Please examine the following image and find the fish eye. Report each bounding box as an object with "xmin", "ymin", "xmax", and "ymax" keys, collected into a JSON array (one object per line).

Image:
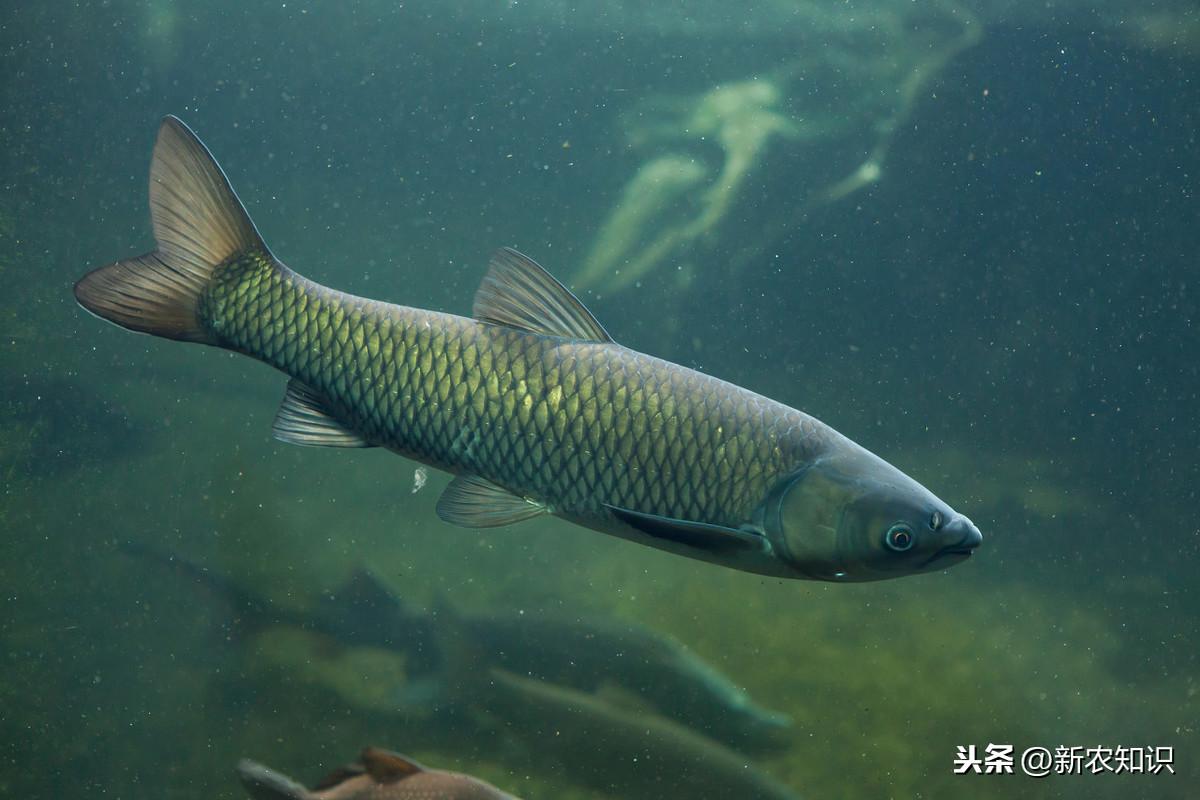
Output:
[
  {"xmin": 884, "ymin": 524, "xmax": 914, "ymax": 552},
  {"xmin": 929, "ymin": 511, "xmax": 943, "ymax": 531}
]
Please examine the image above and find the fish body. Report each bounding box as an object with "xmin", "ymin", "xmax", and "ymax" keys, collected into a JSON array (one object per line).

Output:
[
  {"xmin": 210, "ymin": 252, "xmax": 813, "ymax": 567},
  {"xmin": 238, "ymin": 748, "xmax": 518, "ymax": 800},
  {"xmin": 76, "ymin": 117, "xmax": 981, "ymax": 581},
  {"xmin": 199, "ymin": 244, "xmax": 823, "ymax": 579}
]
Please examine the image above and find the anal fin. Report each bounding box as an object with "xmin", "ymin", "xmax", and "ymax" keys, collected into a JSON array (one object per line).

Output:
[
  {"xmin": 272, "ymin": 379, "xmax": 373, "ymax": 448},
  {"xmin": 436, "ymin": 474, "xmax": 549, "ymax": 528}
]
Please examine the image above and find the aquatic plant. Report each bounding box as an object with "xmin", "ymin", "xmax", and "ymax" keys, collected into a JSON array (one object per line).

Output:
[
  {"xmin": 571, "ymin": 0, "xmax": 981, "ymax": 295},
  {"xmin": 575, "ymin": 79, "xmax": 799, "ymax": 293}
]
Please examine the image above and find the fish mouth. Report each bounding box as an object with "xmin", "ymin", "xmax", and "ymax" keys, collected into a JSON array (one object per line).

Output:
[
  {"xmin": 921, "ymin": 546, "xmax": 969, "ymax": 566},
  {"xmin": 922, "ymin": 541, "xmax": 979, "ymax": 567},
  {"xmin": 924, "ymin": 516, "xmax": 983, "ymax": 567},
  {"xmin": 939, "ymin": 547, "xmax": 975, "ymax": 559}
]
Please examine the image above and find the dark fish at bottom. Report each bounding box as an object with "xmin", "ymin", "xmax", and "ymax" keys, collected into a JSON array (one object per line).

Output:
[
  {"xmin": 238, "ymin": 748, "xmax": 519, "ymax": 800},
  {"xmin": 76, "ymin": 117, "xmax": 982, "ymax": 581}
]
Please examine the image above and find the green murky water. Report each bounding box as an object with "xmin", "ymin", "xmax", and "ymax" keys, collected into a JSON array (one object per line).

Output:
[{"xmin": 2, "ymin": 2, "xmax": 1197, "ymax": 798}]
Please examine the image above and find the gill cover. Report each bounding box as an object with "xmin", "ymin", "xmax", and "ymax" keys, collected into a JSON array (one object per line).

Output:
[{"xmin": 761, "ymin": 460, "xmax": 858, "ymax": 581}]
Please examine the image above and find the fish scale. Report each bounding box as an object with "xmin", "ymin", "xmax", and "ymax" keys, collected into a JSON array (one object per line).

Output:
[{"xmin": 201, "ymin": 251, "xmax": 817, "ymax": 529}]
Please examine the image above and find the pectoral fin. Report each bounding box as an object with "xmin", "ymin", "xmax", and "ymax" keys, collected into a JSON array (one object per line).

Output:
[
  {"xmin": 272, "ymin": 379, "xmax": 373, "ymax": 448},
  {"xmin": 436, "ymin": 474, "xmax": 549, "ymax": 528},
  {"xmin": 605, "ymin": 505, "xmax": 766, "ymax": 554}
]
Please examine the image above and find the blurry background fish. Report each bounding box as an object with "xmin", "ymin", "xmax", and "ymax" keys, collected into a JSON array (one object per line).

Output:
[{"xmin": 123, "ymin": 542, "xmax": 793, "ymax": 754}]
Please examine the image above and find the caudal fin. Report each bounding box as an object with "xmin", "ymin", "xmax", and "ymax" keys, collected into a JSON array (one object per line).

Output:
[
  {"xmin": 74, "ymin": 116, "xmax": 268, "ymax": 343},
  {"xmin": 236, "ymin": 760, "xmax": 310, "ymax": 800}
]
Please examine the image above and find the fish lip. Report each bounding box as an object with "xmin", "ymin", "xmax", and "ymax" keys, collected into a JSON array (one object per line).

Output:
[{"xmin": 922, "ymin": 542, "xmax": 977, "ymax": 567}]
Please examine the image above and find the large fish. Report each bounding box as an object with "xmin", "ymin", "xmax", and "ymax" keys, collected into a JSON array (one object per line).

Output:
[
  {"xmin": 238, "ymin": 748, "xmax": 519, "ymax": 800},
  {"xmin": 76, "ymin": 117, "xmax": 982, "ymax": 582}
]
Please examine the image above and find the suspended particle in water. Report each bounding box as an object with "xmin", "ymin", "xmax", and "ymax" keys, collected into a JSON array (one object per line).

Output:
[{"xmin": 412, "ymin": 467, "xmax": 428, "ymax": 494}]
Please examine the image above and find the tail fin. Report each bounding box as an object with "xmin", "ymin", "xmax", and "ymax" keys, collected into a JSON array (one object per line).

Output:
[
  {"xmin": 236, "ymin": 760, "xmax": 310, "ymax": 800},
  {"xmin": 74, "ymin": 116, "xmax": 268, "ymax": 343}
]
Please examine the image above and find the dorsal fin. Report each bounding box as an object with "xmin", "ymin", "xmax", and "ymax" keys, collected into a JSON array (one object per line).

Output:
[
  {"xmin": 473, "ymin": 247, "xmax": 614, "ymax": 343},
  {"xmin": 360, "ymin": 748, "xmax": 424, "ymax": 783}
]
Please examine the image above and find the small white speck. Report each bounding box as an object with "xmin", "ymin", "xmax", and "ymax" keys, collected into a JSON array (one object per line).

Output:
[{"xmin": 412, "ymin": 467, "xmax": 428, "ymax": 494}]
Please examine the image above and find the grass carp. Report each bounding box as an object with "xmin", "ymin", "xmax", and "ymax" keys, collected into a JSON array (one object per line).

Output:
[{"xmin": 76, "ymin": 117, "xmax": 982, "ymax": 581}]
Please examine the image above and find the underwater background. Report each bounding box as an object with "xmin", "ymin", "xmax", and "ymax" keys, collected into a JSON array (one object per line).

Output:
[{"xmin": 1, "ymin": 1, "xmax": 1197, "ymax": 798}]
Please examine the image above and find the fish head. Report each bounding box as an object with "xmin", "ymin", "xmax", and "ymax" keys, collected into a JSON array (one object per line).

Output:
[{"xmin": 761, "ymin": 443, "xmax": 982, "ymax": 582}]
